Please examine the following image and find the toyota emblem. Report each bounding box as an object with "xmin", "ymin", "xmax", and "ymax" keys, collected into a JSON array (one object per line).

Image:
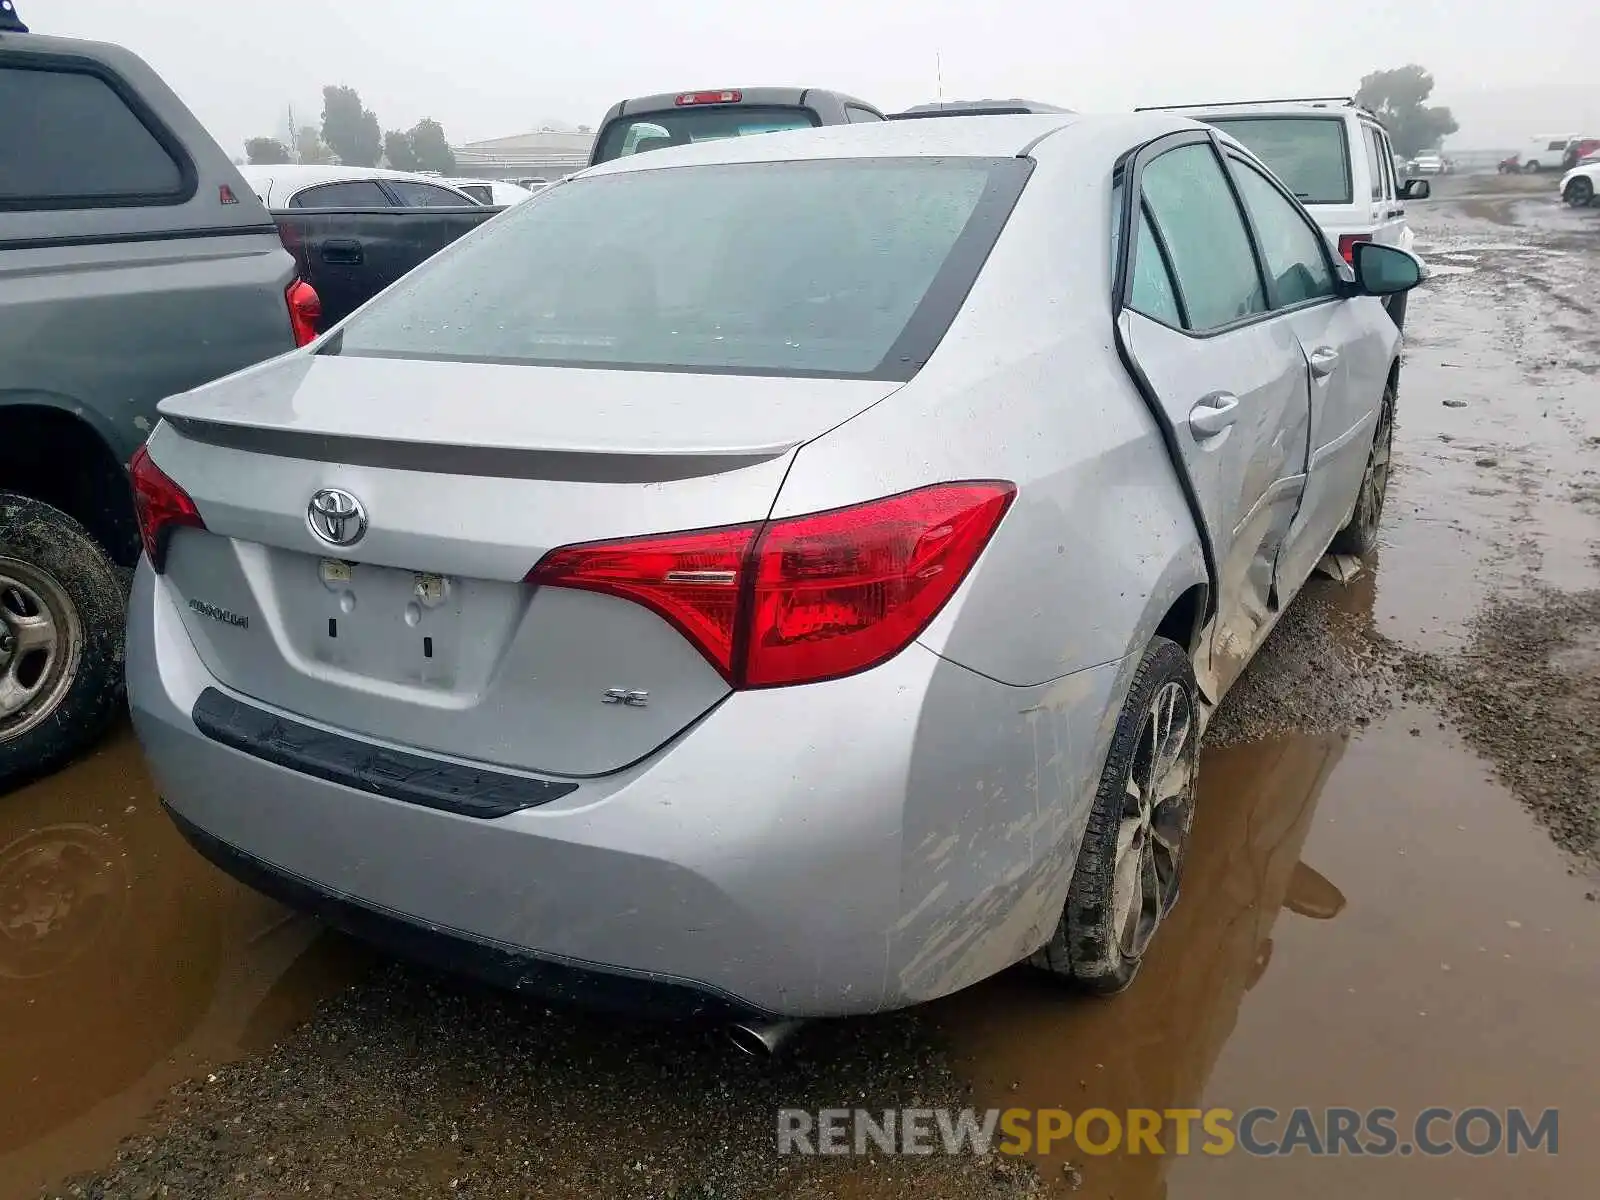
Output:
[{"xmin": 307, "ymin": 488, "xmax": 368, "ymax": 547}]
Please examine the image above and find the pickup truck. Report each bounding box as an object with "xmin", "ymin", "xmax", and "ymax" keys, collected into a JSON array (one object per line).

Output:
[{"xmin": 0, "ymin": 8, "xmax": 492, "ymax": 785}]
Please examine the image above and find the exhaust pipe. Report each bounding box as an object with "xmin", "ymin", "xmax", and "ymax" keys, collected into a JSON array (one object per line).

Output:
[{"xmin": 727, "ymin": 1018, "xmax": 806, "ymax": 1058}]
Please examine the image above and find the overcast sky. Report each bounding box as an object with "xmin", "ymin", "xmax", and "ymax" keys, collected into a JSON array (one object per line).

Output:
[{"xmin": 33, "ymin": 0, "xmax": 1600, "ymax": 152}]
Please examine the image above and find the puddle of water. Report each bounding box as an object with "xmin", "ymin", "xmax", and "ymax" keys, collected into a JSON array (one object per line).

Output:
[
  {"xmin": 931, "ymin": 711, "xmax": 1600, "ymax": 1200},
  {"xmin": 0, "ymin": 726, "xmax": 370, "ymax": 1199}
]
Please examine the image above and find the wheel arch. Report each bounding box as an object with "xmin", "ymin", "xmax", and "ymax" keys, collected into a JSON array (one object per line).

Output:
[{"xmin": 0, "ymin": 396, "xmax": 139, "ymax": 566}]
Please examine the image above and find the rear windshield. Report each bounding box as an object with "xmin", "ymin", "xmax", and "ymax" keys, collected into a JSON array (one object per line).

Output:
[
  {"xmin": 1205, "ymin": 117, "xmax": 1353, "ymax": 205},
  {"xmin": 326, "ymin": 158, "xmax": 1028, "ymax": 380},
  {"xmin": 592, "ymin": 105, "xmax": 819, "ymax": 164}
]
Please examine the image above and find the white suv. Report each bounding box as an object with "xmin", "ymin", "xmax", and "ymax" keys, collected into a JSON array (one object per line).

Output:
[{"xmin": 1140, "ymin": 97, "xmax": 1430, "ymax": 330}]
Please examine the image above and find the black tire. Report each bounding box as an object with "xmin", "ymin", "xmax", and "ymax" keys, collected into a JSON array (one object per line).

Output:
[
  {"xmin": 0, "ymin": 494, "xmax": 127, "ymax": 790},
  {"xmin": 1565, "ymin": 177, "xmax": 1594, "ymax": 207},
  {"xmin": 1383, "ymin": 289, "xmax": 1409, "ymax": 333},
  {"xmin": 1523, "ymin": 159, "xmax": 1541, "ymax": 174},
  {"xmin": 1330, "ymin": 383, "xmax": 1396, "ymax": 558},
  {"xmin": 1032, "ymin": 636, "xmax": 1200, "ymax": 994}
]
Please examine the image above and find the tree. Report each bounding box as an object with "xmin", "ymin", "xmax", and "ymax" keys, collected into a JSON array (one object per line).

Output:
[
  {"xmin": 294, "ymin": 125, "xmax": 333, "ymax": 165},
  {"xmin": 1355, "ymin": 65, "xmax": 1459, "ymax": 158},
  {"xmin": 321, "ymin": 85, "xmax": 382, "ymax": 167},
  {"xmin": 383, "ymin": 129, "xmax": 419, "ymax": 171},
  {"xmin": 244, "ymin": 136, "xmax": 291, "ymax": 165},
  {"xmin": 408, "ymin": 118, "xmax": 456, "ymax": 174}
]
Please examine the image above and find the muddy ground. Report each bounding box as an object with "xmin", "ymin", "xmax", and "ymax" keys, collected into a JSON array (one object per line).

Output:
[{"xmin": 4, "ymin": 172, "xmax": 1598, "ymax": 1200}]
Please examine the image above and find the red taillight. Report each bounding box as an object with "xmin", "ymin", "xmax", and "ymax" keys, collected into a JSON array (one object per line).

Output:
[
  {"xmin": 676, "ymin": 90, "xmax": 742, "ymax": 106},
  {"xmin": 1337, "ymin": 234, "xmax": 1372, "ymax": 266},
  {"xmin": 285, "ymin": 279, "xmax": 321, "ymax": 347},
  {"xmin": 129, "ymin": 445, "xmax": 205, "ymax": 573},
  {"xmin": 525, "ymin": 482, "xmax": 1016, "ymax": 688}
]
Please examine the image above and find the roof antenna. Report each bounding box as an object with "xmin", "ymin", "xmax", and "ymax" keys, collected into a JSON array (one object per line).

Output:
[
  {"xmin": 936, "ymin": 50, "xmax": 944, "ymax": 106},
  {"xmin": 0, "ymin": 0, "xmax": 29, "ymax": 33}
]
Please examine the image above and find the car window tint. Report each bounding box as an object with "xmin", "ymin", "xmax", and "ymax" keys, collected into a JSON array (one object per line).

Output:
[
  {"xmin": 289, "ymin": 180, "xmax": 392, "ymax": 208},
  {"xmin": 1363, "ymin": 127, "xmax": 1386, "ymax": 200},
  {"xmin": 331, "ymin": 157, "xmax": 1021, "ymax": 378},
  {"xmin": 1205, "ymin": 117, "xmax": 1353, "ymax": 205},
  {"xmin": 846, "ymin": 106, "xmax": 884, "ymax": 123},
  {"xmin": 387, "ymin": 180, "xmax": 470, "ymax": 207},
  {"xmin": 1129, "ymin": 207, "xmax": 1183, "ymax": 326},
  {"xmin": 0, "ymin": 65, "xmax": 185, "ymax": 205},
  {"xmin": 1378, "ymin": 130, "xmax": 1399, "ymax": 198},
  {"xmin": 1228, "ymin": 159, "xmax": 1336, "ymax": 308},
  {"xmin": 457, "ymin": 184, "xmax": 493, "ymax": 204},
  {"xmin": 1141, "ymin": 143, "xmax": 1267, "ymax": 331}
]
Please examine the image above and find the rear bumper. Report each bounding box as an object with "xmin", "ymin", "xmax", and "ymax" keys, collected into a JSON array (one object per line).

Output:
[
  {"xmin": 128, "ymin": 562, "xmax": 1131, "ymax": 1017},
  {"xmin": 163, "ymin": 800, "xmax": 765, "ymax": 1020}
]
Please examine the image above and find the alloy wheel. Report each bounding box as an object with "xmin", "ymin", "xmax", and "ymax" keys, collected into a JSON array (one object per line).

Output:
[{"xmin": 1110, "ymin": 679, "xmax": 1196, "ymax": 959}]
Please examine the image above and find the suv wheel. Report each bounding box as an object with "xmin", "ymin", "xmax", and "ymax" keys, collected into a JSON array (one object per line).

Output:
[
  {"xmin": 1031, "ymin": 636, "xmax": 1199, "ymax": 994},
  {"xmin": 0, "ymin": 494, "xmax": 127, "ymax": 789},
  {"xmin": 1565, "ymin": 177, "xmax": 1594, "ymax": 207}
]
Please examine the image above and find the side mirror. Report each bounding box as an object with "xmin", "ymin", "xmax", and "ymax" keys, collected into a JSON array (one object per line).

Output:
[
  {"xmin": 1399, "ymin": 178, "xmax": 1431, "ymax": 201},
  {"xmin": 1351, "ymin": 242, "xmax": 1424, "ymax": 296}
]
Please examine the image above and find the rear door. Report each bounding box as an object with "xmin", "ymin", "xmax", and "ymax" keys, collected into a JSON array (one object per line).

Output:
[
  {"xmin": 1361, "ymin": 121, "xmax": 1409, "ymax": 249},
  {"xmin": 1117, "ymin": 134, "xmax": 1313, "ymax": 695}
]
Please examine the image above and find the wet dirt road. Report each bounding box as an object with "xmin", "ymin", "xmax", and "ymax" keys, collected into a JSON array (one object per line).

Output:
[{"xmin": 5, "ymin": 173, "xmax": 1598, "ymax": 1199}]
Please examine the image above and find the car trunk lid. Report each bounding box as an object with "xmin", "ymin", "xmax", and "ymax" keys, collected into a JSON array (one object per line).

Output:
[{"xmin": 151, "ymin": 353, "xmax": 900, "ymax": 777}]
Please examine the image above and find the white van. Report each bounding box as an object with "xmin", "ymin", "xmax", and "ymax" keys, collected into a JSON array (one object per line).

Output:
[
  {"xmin": 1522, "ymin": 134, "xmax": 1579, "ymax": 173},
  {"xmin": 1141, "ymin": 97, "xmax": 1431, "ymax": 330}
]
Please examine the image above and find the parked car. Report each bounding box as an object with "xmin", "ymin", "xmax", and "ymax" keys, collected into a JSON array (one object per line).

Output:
[
  {"xmin": 588, "ymin": 87, "xmax": 885, "ymax": 165},
  {"xmin": 1522, "ymin": 134, "xmax": 1579, "ymax": 173},
  {"xmin": 1141, "ymin": 97, "xmax": 1430, "ymax": 330},
  {"xmin": 127, "ymin": 114, "xmax": 1421, "ymax": 1029},
  {"xmin": 889, "ymin": 99, "xmax": 1072, "ymax": 119},
  {"xmin": 436, "ymin": 177, "xmax": 537, "ymax": 206},
  {"xmin": 1562, "ymin": 138, "xmax": 1600, "ymax": 171},
  {"xmin": 1560, "ymin": 161, "xmax": 1598, "ymax": 206},
  {"xmin": 237, "ymin": 165, "xmax": 479, "ymax": 209},
  {"xmin": 0, "ymin": 10, "xmax": 316, "ymax": 786},
  {"xmin": 1411, "ymin": 152, "xmax": 1444, "ymax": 174}
]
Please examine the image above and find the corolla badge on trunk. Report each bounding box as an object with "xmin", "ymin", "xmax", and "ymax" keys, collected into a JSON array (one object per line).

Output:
[{"xmin": 307, "ymin": 488, "xmax": 368, "ymax": 547}]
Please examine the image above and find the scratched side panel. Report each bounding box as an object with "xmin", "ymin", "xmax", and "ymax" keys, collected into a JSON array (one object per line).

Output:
[{"xmin": 886, "ymin": 650, "xmax": 1138, "ymax": 1006}]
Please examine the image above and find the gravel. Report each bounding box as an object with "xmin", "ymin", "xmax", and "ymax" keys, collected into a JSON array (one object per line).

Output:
[
  {"xmin": 1207, "ymin": 579, "xmax": 1406, "ymax": 747},
  {"xmin": 1399, "ymin": 588, "xmax": 1600, "ymax": 865},
  {"xmin": 44, "ymin": 967, "xmax": 1041, "ymax": 1200}
]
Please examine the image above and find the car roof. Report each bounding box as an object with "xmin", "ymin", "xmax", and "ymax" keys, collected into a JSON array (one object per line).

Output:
[
  {"xmin": 236, "ymin": 164, "xmax": 477, "ymax": 200},
  {"xmin": 893, "ymin": 99, "xmax": 1074, "ymax": 118},
  {"xmin": 1145, "ymin": 100, "xmax": 1378, "ymax": 123},
  {"xmin": 577, "ymin": 111, "xmax": 1195, "ymax": 178}
]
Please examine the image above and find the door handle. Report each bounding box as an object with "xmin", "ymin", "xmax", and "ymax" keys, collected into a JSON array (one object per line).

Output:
[
  {"xmin": 1188, "ymin": 392, "xmax": 1239, "ymax": 439},
  {"xmin": 1309, "ymin": 346, "xmax": 1340, "ymax": 377},
  {"xmin": 320, "ymin": 238, "xmax": 364, "ymax": 265}
]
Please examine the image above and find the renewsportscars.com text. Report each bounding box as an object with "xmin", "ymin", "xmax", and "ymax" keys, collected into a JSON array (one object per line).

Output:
[{"xmin": 776, "ymin": 1106, "xmax": 1559, "ymax": 1158}]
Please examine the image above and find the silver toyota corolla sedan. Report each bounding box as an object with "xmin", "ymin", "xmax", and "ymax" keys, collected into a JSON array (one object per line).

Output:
[{"xmin": 126, "ymin": 113, "xmax": 1421, "ymax": 1025}]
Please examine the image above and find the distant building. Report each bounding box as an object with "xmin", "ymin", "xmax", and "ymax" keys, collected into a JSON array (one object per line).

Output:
[{"xmin": 452, "ymin": 128, "xmax": 594, "ymax": 181}]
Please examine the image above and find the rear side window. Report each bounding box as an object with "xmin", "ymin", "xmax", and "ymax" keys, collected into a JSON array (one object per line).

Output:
[
  {"xmin": 0, "ymin": 62, "xmax": 188, "ymax": 208},
  {"xmin": 846, "ymin": 106, "xmax": 884, "ymax": 123},
  {"xmin": 1362, "ymin": 126, "xmax": 1386, "ymax": 200},
  {"xmin": 1128, "ymin": 208, "xmax": 1183, "ymax": 326},
  {"xmin": 1141, "ymin": 143, "xmax": 1267, "ymax": 331},
  {"xmin": 289, "ymin": 180, "xmax": 391, "ymax": 208},
  {"xmin": 386, "ymin": 179, "xmax": 472, "ymax": 207},
  {"xmin": 456, "ymin": 184, "xmax": 494, "ymax": 204},
  {"xmin": 592, "ymin": 106, "xmax": 820, "ymax": 163},
  {"xmin": 329, "ymin": 157, "xmax": 1029, "ymax": 380},
  {"xmin": 1205, "ymin": 116, "xmax": 1353, "ymax": 205}
]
